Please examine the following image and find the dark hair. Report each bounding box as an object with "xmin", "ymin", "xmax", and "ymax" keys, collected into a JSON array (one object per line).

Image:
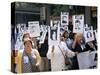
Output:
[
  {"xmin": 24, "ymin": 40, "xmax": 32, "ymax": 46},
  {"xmin": 62, "ymin": 31, "xmax": 68, "ymax": 38},
  {"xmin": 75, "ymin": 20, "xmax": 81, "ymax": 24},
  {"xmin": 69, "ymin": 32, "xmax": 75, "ymax": 39}
]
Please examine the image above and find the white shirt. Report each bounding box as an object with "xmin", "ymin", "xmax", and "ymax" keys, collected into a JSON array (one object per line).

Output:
[{"xmin": 59, "ymin": 41, "xmax": 75, "ymax": 58}]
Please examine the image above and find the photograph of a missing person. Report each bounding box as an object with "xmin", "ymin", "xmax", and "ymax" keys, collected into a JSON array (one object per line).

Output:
[
  {"xmin": 84, "ymin": 26, "xmax": 95, "ymax": 43},
  {"xmin": 73, "ymin": 15, "xmax": 84, "ymax": 33},
  {"xmin": 11, "ymin": 2, "xmax": 97, "ymax": 74},
  {"xmin": 50, "ymin": 20, "xmax": 59, "ymax": 41},
  {"xmin": 61, "ymin": 12, "xmax": 69, "ymax": 26}
]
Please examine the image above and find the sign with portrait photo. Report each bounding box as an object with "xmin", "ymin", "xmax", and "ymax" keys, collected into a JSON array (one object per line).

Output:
[
  {"xmin": 73, "ymin": 15, "xmax": 84, "ymax": 33},
  {"xmin": 15, "ymin": 23, "xmax": 27, "ymax": 50},
  {"xmin": 39, "ymin": 25, "xmax": 48, "ymax": 44},
  {"xmin": 17, "ymin": 23, "xmax": 27, "ymax": 34},
  {"xmin": 28, "ymin": 21, "xmax": 40, "ymax": 37},
  {"xmin": 48, "ymin": 20, "xmax": 60, "ymax": 46},
  {"xmin": 84, "ymin": 26, "xmax": 94, "ymax": 43},
  {"xmin": 61, "ymin": 12, "xmax": 69, "ymax": 26}
]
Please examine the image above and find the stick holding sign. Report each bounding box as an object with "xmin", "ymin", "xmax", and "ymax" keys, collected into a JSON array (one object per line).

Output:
[
  {"xmin": 77, "ymin": 51, "xmax": 90, "ymax": 69},
  {"xmin": 94, "ymin": 30, "xmax": 97, "ymax": 41}
]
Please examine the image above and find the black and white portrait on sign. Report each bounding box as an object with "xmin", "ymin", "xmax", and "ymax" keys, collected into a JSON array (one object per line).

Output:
[
  {"xmin": 28, "ymin": 21, "xmax": 40, "ymax": 37},
  {"xmin": 87, "ymin": 32, "xmax": 92, "ymax": 38},
  {"xmin": 17, "ymin": 24, "xmax": 26, "ymax": 34},
  {"xmin": 61, "ymin": 12, "xmax": 69, "ymax": 26},
  {"xmin": 39, "ymin": 25, "xmax": 48, "ymax": 44},
  {"xmin": 73, "ymin": 15, "xmax": 84, "ymax": 33},
  {"xmin": 50, "ymin": 28, "xmax": 57, "ymax": 41},
  {"xmin": 84, "ymin": 26, "xmax": 94, "ymax": 43},
  {"xmin": 75, "ymin": 20, "xmax": 81, "ymax": 30},
  {"xmin": 48, "ymin": 20, "xmax": 60, "ymax": 46}
]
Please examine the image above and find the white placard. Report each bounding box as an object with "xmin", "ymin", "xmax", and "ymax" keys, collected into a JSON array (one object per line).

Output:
[
  {"xmin": 39, "ymin": 31, "xmax": 47, "ymax": 44},
  {"xmin": 73, "ymin": 15, "xmax": 84, "ymax": 33},
  {"xmin": 39, "ymin": 25, "xmax": 48, "ymax": 44},
  {"xmin": 77, "ymin": 51, "xmax": 97, "ymax": 69},
  {"xmin": 48, "ymin": 20, "xmax": 60, "ymax": 46},
  {"xmin": 15, "ymin": 33, "xmax": 24, "ymax": 50},
  {"xmin": 84, "ymin": 26, "xmax": 94, "ymax": 43},
  {"xmin": 61, "ymin": 12, "xmax": 69, "ymax": 26},
  {"xmin": 28, "ymin": 21, "xmax": 40, "ymax": 37},
  {"xmin": 15, "ymin": 24, "xmax": 27, "ymax": 50},
  {"xmin": 77, "ymin": 51, "xmax": 90, "ymax": 69},
  {"xmin": 89, "ymin": 51, "xmax": 97, "ymax": 67},
  {"xmin": 17, "ymin": 24, "xmax": 27, "ymax": 34}
]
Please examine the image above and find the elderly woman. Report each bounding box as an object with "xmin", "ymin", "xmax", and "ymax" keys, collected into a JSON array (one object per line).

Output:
[
  {"xmin": 16, "ymin": 38, "xmax": 41, "ymax": 73},
  {"xmin": 47, "ymin": 35, "xmax": 77, "ymax": 71}
]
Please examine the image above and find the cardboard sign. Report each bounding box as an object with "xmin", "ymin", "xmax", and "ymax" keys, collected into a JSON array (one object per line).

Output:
[
  {"xmin": 77, "ymin": 51, "xmax": 90, "ymax": 69},
  {"xmin": 84, "ymin": 26, "xmax": 94, "ymax": 43},
  {"xmin": 15, "ymin": 33, "xmax": 24, "ymax": 50},
  {"xmin": 77, "ymin": 51, "xmax": 97, "ymax": 69},
  {"xmin": 39, "ymin": 31, "xmax": 47, "ymax": 44},
  {"xmin": 17, "ymin": 24, "xmax": 27, "ymax": 34},
  {"xmin": 28, "ymin": 21, "xmax": 40, "ymax": 37},
  {"xmin": 39, "ymin": 25, "xmax": 48, "ymax": 44},
  {"xmin": 61, "ymin": 12, "xmax": 69, "ymax": 26},
  {"xmin": 73, "ymin": 15, "xmax": 84, "ymax": 33},
  {"xmin": 48, "ymin": 20, "xmax": 60, "ymax": 46},
  {"xmin": 15, "ymin": 24, "xmax": 27, "ymax": 50}
]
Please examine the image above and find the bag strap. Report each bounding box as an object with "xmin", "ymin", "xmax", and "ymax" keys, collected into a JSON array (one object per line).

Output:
[{"xmin": 58, "ymin": 45, "xmax": 66, "ymax": 59}]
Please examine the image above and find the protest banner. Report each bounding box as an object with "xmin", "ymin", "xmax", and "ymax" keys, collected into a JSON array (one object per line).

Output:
[
  {"xmin": 73, "ymin": 15, "xmax": 84, "ymax": 33},
  {"xmin": 77, "ymin": 51, "xmax": 91, "ymax": 69},
  {"xmin": 17, "ymin": 24, "xmax": 26, "ymax": 34},
  {"xmin": 84, "ymin": 26, "xmax": 94, "ymax": 43},
  {"xmin": 61, "ymin": 12, "xmax": 69, "ymax": 26},
  {"xmin": 48, "ymin": 20, "xmax": 60, "ymax": 46},
  {"xmin": 28, "ymin": 21, "xmax": 40, "ymax": 37},
  {"xmin": 39, "ymin": 25, "xmax": 48, "ymax": 44},
  {"xmin": 77, "ymin": 51, "xmax": 97, "ymax": 69}
]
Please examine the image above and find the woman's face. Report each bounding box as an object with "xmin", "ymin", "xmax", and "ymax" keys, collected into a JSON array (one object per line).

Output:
[
  {"xmin": 24, "ymin": 41, "xmax": 32, "ymax": 54},
  {"xmin": 60, "ymin": 36, "xmax": 65, "ymax": 41},
  {"xmin": 64, "ymin": 32, "xmax": 68, "ymax": 38}
]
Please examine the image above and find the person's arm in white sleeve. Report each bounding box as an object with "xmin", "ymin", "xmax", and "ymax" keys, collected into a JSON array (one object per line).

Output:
[{"xmin": 62, "ymin": 42, "xmax": 75, "ymax": 57}]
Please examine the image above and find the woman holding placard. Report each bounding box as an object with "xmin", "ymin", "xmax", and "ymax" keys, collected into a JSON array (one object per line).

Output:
[{"xmin": 72, "ymin": 33, "xmax": 83, "ymax": 69}]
